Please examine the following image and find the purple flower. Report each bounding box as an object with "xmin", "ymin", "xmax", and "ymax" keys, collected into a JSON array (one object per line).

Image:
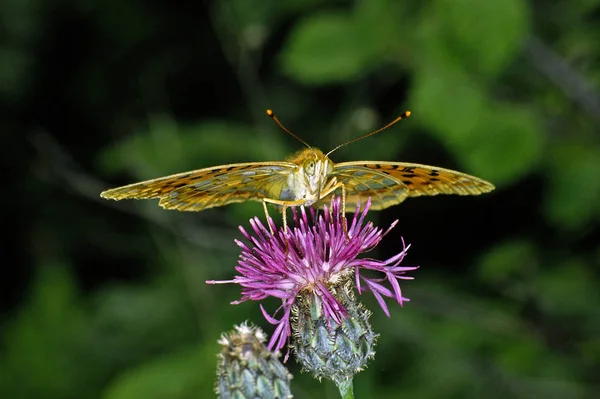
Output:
[{"xmin": 206, "ymin": 197, "xmax": 418, "ymax": 355}]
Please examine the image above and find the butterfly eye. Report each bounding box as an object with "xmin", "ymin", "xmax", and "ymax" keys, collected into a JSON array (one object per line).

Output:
[{"xmin": 305, "ymin": 160, "xmax": 316, "ymax": 176}]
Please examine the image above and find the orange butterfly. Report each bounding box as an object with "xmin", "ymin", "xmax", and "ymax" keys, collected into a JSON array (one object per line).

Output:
[{"xmin": 101, "ymin": 110, "xmax": 494, "ymax": 227}]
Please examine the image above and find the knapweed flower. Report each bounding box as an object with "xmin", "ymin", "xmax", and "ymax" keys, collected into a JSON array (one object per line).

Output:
[
  {"xmin": 207, "ymin": 198, "xmax": 417, "ymax": 386},
  {"xmin": 215, "ymin": 322, "xmax": 293, "ymax": 399}
]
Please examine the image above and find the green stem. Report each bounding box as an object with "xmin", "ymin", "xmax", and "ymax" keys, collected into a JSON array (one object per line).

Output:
[{"xmin": 337, "ymin": 378, "xmax": 354, "ymax": 399}]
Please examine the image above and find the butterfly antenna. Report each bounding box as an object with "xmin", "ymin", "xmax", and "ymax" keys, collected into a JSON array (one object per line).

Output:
[
  {"xmin": 266, "ymin": 109, "xmax": 312, "ymax": 150},
  {"xmin": 326, "ymin": 110, "xmax": 411, "ymax": 157}
]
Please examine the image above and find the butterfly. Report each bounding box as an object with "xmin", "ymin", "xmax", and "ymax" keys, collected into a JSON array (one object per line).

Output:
[{"xmin": 100, "ymin": 110, "xmax": 495, "ymax": 228}]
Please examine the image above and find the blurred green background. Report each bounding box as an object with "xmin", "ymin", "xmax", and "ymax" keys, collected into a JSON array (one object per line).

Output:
[{"xmin": 2, "ymin": 0, "xmax": 600, "ymax": 398}]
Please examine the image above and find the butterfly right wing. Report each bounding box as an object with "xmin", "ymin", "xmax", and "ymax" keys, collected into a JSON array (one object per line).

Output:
[
  {"xmin": 320, "ymin": 165, "xmax": 410, "ymax": 211},
  {"xmin": 322, "ymin": 161, "xmax": 494, "ymax": 211},
  {"xmin": 100, "ymin": 162, "xmax": 297, "ymax": 211},
  {"xmin": 337, "ymin": 161, "xmax": 495, "ymax": 198}
]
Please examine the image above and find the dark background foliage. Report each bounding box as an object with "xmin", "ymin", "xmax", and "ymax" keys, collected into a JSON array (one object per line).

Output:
[{"xmin": 2, "ymin": 0, "xmax": 599, "ymax": 398}]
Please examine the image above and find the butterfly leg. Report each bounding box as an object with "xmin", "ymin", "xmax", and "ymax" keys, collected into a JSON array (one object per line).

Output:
[
  {"xmin": 262, "ymin": 197, "xmax": 306, "ymax": 232},
  {"xmin": 281, "ymin": 204, "xmax": 288, "ymax": 232},
  {"xmin": 317, "ymin": 180, "xmax": 349, "ymax": 236},
  {"xmin": 262, "ymin": 197, "xmax": 306, "ymax": 256},
  {"xmin": 340, "ymin": 183, "xmax": 348, "ymax": 235},
  {"xmin": 262, "ymin": 200, "xmax": 276, "ymax": 235}
]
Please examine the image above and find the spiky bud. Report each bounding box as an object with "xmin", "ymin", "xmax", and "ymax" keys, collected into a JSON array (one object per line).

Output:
[
  {"xmin": 216, "ymin": 323, "xmax": 293, "ymax": 399},
  {"xmin": 291, "ymin": 276, "xmax": 378, "ymax": 386}
]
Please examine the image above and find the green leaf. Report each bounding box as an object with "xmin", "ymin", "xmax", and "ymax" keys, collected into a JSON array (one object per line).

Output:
[
  {"xmin": 101, "ymin": 115, "xmax": 184, "ymax": 177},
  {"xmin": 413, "ymin": 11, "xmax": 541, "ymax": 184},
  {"xmin": 102, "ymin": 345, "xmax": 215, "ymax": 399},
  {"xmin": 99, "ymin": 117, "xmax": 290, "ymax": 179},
  {"xmin": 279, "ymin": 11, "xmax": 374, "ymax": 84},
  {"xmin": 452, "ymin": 105, "xmax": 543, "ymax": 185},
  {"xmin": 0, "ymin": 263, "xmax": 91, "ymax": 399},
  {"xmin": 410, "ymin": 62, "xmax": 544, "ymax": 185},
  {"xmin": 544, "ymin": 141, "xmax": 600, "ymax": 230},
  {"xmin": 435, "ymin": 0, "xmax": 529, "ymax": 75},
  {"xmin": 353, "ymin": 0, "xmax": 406, "ymax": 57},
  {"xmin": 411, "ymin": 64, "xmax": 487, "ymax": 141}
]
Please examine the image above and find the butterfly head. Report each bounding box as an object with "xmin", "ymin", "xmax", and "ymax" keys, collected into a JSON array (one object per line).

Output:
[
  {"xmin": 285, "ymin": 148, "xmax": 334, "ymax": 205},
  {"xmin": 303, "ymin": 149, "xmax": 333, "ymax": 187}
]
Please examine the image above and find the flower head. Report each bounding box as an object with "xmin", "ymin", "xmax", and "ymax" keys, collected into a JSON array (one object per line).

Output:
[{"xmin": 207, "ymin": 197, "xmax": 418, "ymax": 357}]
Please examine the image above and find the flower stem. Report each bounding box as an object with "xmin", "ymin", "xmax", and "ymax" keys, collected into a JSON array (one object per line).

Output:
[{"xmin": 337, "ymin": 378, "xmax": 355, "ymax": 399}]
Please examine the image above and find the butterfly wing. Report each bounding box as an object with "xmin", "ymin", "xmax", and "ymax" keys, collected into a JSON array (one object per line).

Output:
[
  {"xmin": 323, "ymin": 161, "xmax": 495, "ymax": 211},
  {"xmin": 101, "ymin": 162, "xmax": 296, "ymax": 211},
  {"xmin": 320, "ymin": 166, "xmax": 410, "ymax": 210}
]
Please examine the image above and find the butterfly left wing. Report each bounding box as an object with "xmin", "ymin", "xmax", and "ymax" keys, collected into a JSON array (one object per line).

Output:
[
  {"xmin": 101, "ymin": 162, "xmax": 296, "ymax": 212},
  {"xmin": 159, "ymin": 163, "xmax": 296, "ymax": 211},
  {"xmin": 322, "ymin": 161, "xmax": 495, "ymax": 211}
]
